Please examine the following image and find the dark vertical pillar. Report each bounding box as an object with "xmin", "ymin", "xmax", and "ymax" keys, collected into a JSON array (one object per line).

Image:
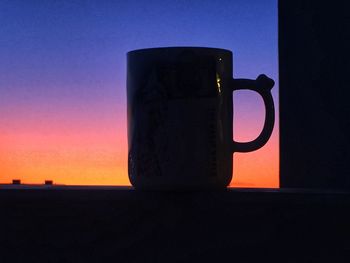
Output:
[{"xmin": 279, "ymin": 0, "xmax": 350, "ymax": 189}]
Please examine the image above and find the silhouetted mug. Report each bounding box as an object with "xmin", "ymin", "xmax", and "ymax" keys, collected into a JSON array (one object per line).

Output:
[{"xmin": 127, "ymin": 47, "xmax": 275, "ymax": 190}]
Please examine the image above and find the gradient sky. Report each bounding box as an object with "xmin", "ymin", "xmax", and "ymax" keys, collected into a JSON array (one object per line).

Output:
[{"xmin": 0, "ymin": 0, "xmax": 278, "ymax": 187}]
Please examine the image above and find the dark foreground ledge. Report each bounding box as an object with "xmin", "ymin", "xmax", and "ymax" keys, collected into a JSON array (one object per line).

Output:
[{"xmin": 1, "ymin": 186, "xmax": 350, "ymax": 262}]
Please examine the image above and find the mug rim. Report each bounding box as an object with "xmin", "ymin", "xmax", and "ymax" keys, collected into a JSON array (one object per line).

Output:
[{"xmin": 127, "ymin": 46, "xmax": 232, "ymax": 55}]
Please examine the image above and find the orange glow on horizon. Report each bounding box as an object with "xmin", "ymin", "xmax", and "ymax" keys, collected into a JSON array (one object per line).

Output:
[
  {"xmin": 0, "ymin": 120, "xmax": 279, "ymax": 188},
  {"xmin": 0, "ymin": 92, "xmax": 279, "ymax": 188}
]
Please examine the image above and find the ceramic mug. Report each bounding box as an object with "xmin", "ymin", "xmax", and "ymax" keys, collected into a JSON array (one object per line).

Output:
[{"xmin": 127, "ymin": 47, "xmax": 275, "ymax": 190}]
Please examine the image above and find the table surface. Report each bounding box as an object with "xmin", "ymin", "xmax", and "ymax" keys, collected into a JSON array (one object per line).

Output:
[{"xmin": 1, "ymin": 185, "xmax": 350, "ymax": 262}]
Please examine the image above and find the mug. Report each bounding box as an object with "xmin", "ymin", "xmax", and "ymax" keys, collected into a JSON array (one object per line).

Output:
[{"xmin": 127, "ymin": 47, "xmax": 275, "ymax": 190}]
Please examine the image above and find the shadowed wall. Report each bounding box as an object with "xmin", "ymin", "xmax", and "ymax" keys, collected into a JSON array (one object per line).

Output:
[{"xmin": 279, "ymin": 0, "xmax": 350, "ymax": 188}]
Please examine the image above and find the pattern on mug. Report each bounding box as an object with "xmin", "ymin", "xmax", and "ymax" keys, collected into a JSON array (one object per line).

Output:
[{"xmin": 129, "ymin": 54, "xmax": 219, "ymax": 178}]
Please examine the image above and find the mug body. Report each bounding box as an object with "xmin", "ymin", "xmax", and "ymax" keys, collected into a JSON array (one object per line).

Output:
[{"xmin": 127, "ymin": 47, "xmax": 233, "ymax": 189}]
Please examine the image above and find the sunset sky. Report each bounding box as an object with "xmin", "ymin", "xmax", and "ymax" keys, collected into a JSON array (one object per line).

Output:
[{"xmin": 0, "ymin": 0, "xmax": 278, "ymax": 187}]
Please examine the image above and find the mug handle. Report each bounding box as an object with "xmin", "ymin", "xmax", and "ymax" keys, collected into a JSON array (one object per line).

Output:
[{"xmin": 231, "ymin": 74, "xmax": 275, "ymax": 153}]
